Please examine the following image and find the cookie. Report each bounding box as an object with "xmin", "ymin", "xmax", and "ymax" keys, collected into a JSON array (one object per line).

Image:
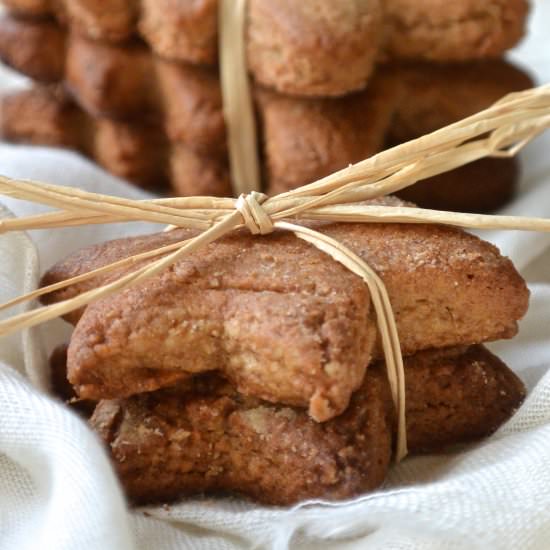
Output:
[
  {"xmin": 259, "ymin": 71, "xmax": 401, "ymax": 193},
  {"xmin": 0, "ymin": 26, "xmax": 397, "ymax": 196},
  {"xmin": 41, "ymin": 208, "xmax": 529, "ymax": 419},
  {"xmin": 89, "ymin": 345, "xmax": 524, "ymax": 505},
  {"xmin": 384, "ymin": 0, "xmax": 529, "ymax": 62},
  {"xmin": 1, "ymin": 0, "xmax": 384, "ymax": 97},
  {"xmin": 246, "ymin": 0, "xmax": 383, "ymax": 97},
  {"xmin": 0, "ymin": 85, "xmax": 231, "ymax": 195},
  {"xmin": 91, "ymin": 370, "xmax": 392, "ymax": 505}
]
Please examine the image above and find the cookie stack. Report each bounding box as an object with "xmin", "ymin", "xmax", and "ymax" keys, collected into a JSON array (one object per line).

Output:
[
  {"xmin": 42, "ymin": 197, "xmax": 529, "ymax": 504},
  {"xmin": 0, "ymin": 0, "xmax": 533, "ymax": 211}
]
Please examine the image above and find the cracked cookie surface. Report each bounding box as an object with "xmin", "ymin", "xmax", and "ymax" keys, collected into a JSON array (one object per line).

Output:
[
  {"xmin": 90, "ymin": 345, "xmax": 525, "ymax": 505},
  {"xmin": 42, "ymin": 202, "xmax": 529, "ymax": 420}
]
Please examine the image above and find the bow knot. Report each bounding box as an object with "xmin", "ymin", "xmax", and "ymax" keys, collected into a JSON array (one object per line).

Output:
[{"xmin": 235, "ymin": 191, "xmax": 274, "ymax": 235}]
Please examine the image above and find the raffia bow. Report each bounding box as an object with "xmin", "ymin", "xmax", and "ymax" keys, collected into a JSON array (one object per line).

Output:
[{"xmin": 1, "ymin": 84, "xmax": 550, "ymax": 462}]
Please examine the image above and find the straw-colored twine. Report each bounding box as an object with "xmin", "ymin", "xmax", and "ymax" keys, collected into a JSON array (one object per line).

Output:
[
  {"xmin": 219, "ymin": 0, "xmax": 261, "ymax": 195},
  {"xmin": 175, "ymin": 0, "xmax": 546, "ymax": 459},
  {"xmin": 1, "ymin": 84, "xmax": 550, "ymax": 461}
]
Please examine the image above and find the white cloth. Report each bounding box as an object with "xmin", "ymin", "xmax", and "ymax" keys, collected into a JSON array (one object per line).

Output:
[{"xmin": 1, "ymin": 3, "xmax": 550, "ymax": 548}]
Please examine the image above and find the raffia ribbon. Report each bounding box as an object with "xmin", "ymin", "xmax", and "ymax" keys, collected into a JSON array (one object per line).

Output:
[
  {"xmin": 233, "ymin": 191, "xmax": 407, "ymax": 458},
  {"xmin": 219, "ymin": 0, "xmax": 261, "ymax": 195},
  {"xmin": 1, "ymin": 84, "xmax": 550, "ymax": 461},
  {"xmin": 194, "ymin": 0, "xmax": 548, "ymax": 461}
]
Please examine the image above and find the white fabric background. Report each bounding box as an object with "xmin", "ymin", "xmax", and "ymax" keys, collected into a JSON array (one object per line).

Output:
[{"xmin": 0, "ymin": 4, "xmax": 549, "ymax": 549}]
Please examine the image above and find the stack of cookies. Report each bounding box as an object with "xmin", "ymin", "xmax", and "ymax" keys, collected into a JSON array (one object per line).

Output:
[
  {"xmin": 43, "ymin": 197, "xmax": 529, "ymax": 504},
  {"xmin": 0, "ymin": 0, "xmax": 533, "ymax": 211}
]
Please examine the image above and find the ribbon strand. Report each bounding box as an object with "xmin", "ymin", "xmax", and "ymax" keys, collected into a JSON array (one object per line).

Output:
[
  {"xmin": 1, "ymin": 84, "xmax": 550, "ymax": 462},
  {"xmin": 219, "ymin": 0, "xmax": 261, "ymax": 195}
]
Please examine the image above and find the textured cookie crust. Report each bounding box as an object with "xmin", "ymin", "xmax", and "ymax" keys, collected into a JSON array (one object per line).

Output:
[
  {"xmin": 404, "ymin": 345, "xmax": 525, "ymax": 451},
  {"xmin": 260, "ymin": 72, "xmax": 401, "ymax": 193},
  {"xmin": 65, "ymin": 230, "xmax": 377, "ymax": 423},
  {"xmin": 247, "ymin": 0, "xmax": 383, "ymax": 97},
  {"xmin": 384, "ymin": 0, "xmax": 529, "ymax": 62},
  {"xmin": 91, "ymin": 368, "xmax": 393, "ymax": 506},
  {"xmin": 41, "ymin": 211, "xmax": 529, "ymax": 418},
  {"xmin": 89, "ymin": 345, "xmax": 525, "ymax": 505}
]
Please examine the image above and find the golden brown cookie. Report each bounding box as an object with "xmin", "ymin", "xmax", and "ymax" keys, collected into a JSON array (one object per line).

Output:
[
  {"xmin": 384, "ymin": 0, "xmax": 529, "ymax": 62},
  {"xmin": 246, "ymin": 0, "xmax": 383, "ymax": 97},
  {"xmin": 2, "ymin": 0, "xmax": 384, "ymax": 96},
  {"xmin": 90, "ymin": 345, "xmax": 524, "ymax": 505},
  {"xmin": 41, "ymin": 211, "xmax": 529, "ymax": 419},
  {"xmin": 259, "ymin": 72, "xmax": 401, "ymax": 194}
]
